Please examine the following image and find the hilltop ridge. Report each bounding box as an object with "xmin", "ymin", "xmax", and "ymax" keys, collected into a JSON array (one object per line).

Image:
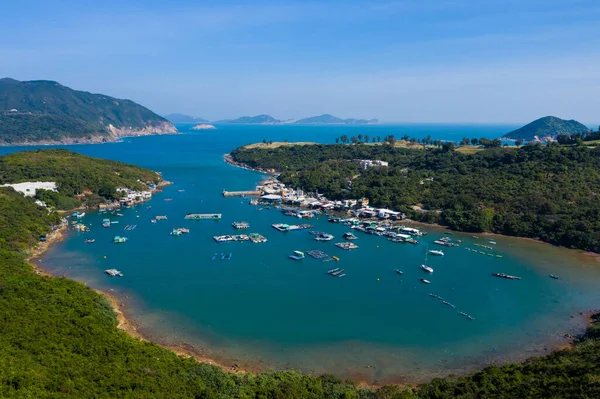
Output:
[{"xmin": 0, "ymin": 78, "xmax": 177, "ymax": 145}]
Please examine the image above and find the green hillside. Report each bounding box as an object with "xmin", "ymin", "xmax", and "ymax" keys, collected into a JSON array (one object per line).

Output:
[
  {"xmin": 0, "ymin": 78, "xmax": 176, "ymax": 144},
  {"xmin": 503, "ymin": 116, "xmax": 590, "ymax": 141}
]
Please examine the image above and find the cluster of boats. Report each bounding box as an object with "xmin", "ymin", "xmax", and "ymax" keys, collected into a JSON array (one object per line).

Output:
[
  {"xmin": 433, "ymin": 237, "xmax": 460, "ymax": 247},
  {"xmin": 170, "ymin": 227, "xmax": 190, "ymax": 236},
  {"xmin": 113, "ymin": 236, "xmax": 128, "ymax": 244},
  {"xmin": 272, "ymin": 223, "xmax": 313, "ymax": 232},
  {"xmin": 124, "ymin": 224, "xmax": 137, "ymax": 231},
  {"xmin": 429, "ymin": 293, "xmax": 457, "ymax": 309},
  {"xmin": 232, "ymin": 221, "xmax": 250, "ymax": 229},
  {"xmin": 213, "ymin": 233, "xmax": 267, "ymax": 243},
  {"xmin": 327, "ymin": 267, "xmax": 346, "ymax": 277},
  {"xmin": 84, "ymin": 238, "xmax": 95, "ymax": 244},
  {"xmin": 212, "ymin": 252, "xmax": 233, "ymax": 260},
  {"xmin": 105, "ymin": 269, "xmax": 123, "ymax": 277}
]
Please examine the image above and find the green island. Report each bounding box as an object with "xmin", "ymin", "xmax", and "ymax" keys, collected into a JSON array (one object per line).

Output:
[
  {"xmin": 231, "ymin": 138, "xmax": 600, "ymax": 253},
  {"xmin": 0, "ymin": 149, "xmax": 599, "ymax": 398}
]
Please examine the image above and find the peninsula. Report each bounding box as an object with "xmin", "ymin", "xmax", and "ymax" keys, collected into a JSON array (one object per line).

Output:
[
  {"xmin": 164, "ymin": 113, "xmax": 209, "ymax": 124},
  {"xmin": 230, "ymin": 138, "xmax": 600, "ymax": 253},
  {"xmin": 0, "ymin": 78, "xmax": 177, "ymax": 145}
]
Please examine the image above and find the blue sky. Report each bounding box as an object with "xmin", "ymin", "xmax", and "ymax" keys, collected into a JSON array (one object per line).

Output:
[{"xmin": 1, "ymin": 0, "xmax": 599, "ymax": 123}]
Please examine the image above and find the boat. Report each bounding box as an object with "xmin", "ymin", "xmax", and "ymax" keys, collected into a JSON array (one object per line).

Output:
[
  {"xmin": 343, "ymin": 232, "xmax": 358, "ymax": 240},
  {"xmin": 212, "ymin": 253, "xmax": 217, "ymax": 260},
  {"xmin": 151, "ymin": 219, "xmax": 157, "ymax": 224},
  {"xmin": 113, "ymin": 236, "xmax": 128, "ymax": 244},
  {"xmin": 549, "ymin": 274, "xmax": 560, "ymax": 279},
  {"xmin": 492, "ymin": 272, "xmax": 521, "ymax": 280},
  {"xmin": 429, "ymin": 249, "xmax": 444, "ymax": 256},
  {"xmin": 327, "ymin": 267, "xmax": 341, "ymax": 274},
  {"xmin": 102, "ymin": 221, "xmax": 111, "ymax": 228},
  {"xmin": 489, "ymin": 240, "xmax": 497, "ymax": 245},
  {"xmin": 289, "ymin": 251, "xmax": 305, "ymax": 260},
  {"xmin": 170, "ymin": 229, "xmax": 182, "ymax": 236},
  {"xmin": 84, "ymin": 238, "xmax": 95, "ymax": 244},
  {"xmin": 314, "ymin": 233, "xmax": 334, "ymax": 241},
  {"xmin": 220, "ymin": 253, "xmax": 226, "ymax": 260},
  {"xmin": 442, "ymin": 301, "xmax": 456, "ymax": 308},
  {"xmin": 421, "ymin": 264, "xmax": 434, "ymax": 273},
  {"xmin": 105, "ymin": 269, "xmax": 123, "ymax": 277},
  {"xmin": 394, "ymin": 269, "xmax": 403, "ymax": 275},
  {"xmin": 227, "ymin": 253, "xmax": 232, "ymax": 260},
  {"xmin": 177, "ymin": 189, "xmax": 185, "ymax": 192},
  {"xmin": 420, "ymin": 278, "xmax": 431, "ymax": 284}
]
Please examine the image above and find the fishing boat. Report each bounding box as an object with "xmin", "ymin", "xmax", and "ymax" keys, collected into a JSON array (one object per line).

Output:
[
  {"xmin": 421, "ymin": 265, "xmax": 434, "ymax": 273},
  {"xmin": 327, "ymin": 267, "xmax": 341, "ymax": 274},
  {"xmin": 489, "ymin": 240, "xmax": 497, "ymax": 245},
  {"xmin": 314, "ymin": 233, "xmax": 334, "ymax": 241},
  {"xmin": 170, "ymin": 229, "xmax": 182, "ymax": 236},
  {"xmin": 220, "ymin": 253, "xmax": 226, "ymax": 260},
  {"xmin": 84, "ymin": 238, "xmax": 95, "ymax": 244},
  {"xmin": 227, "ymin": 253, "xmax": 232, "ymax": 260},
  {"xmin": 113, "ymin": 236, "xmax": 128, "ymax": 244},
  {"xmin": 420, "ymin": 278, "xmax": 431, "ymax": 284},
  {"xmin": 343, "ymin": 232, "xmax": 358, "ymax": 240},
  {"xmin": 549, "ymin": 274, "xmax": 560, "ymax": 279},
  {"xmin": 212, "ymin": 253, "xmax": 217, "ymax": 260},
  {"xmin": 394, "ymin": 269, "xmax": 403, "ymax": 275},
  {"xmin": 289, "ymin": 251, "xmax": 305, "ymax": 260},
  {"xmin": 429, "ymin": 249, "xmax": 444, "ymax": 256}
]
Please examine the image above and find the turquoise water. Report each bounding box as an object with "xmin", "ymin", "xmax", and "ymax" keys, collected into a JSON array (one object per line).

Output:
[{"xmin": 4, "ymin": 124, "xmax": 600, "ymax": 383}]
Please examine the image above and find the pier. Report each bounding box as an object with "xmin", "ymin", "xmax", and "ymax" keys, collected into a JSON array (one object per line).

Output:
[
  {"xmin": 222, "ymin": 190, "xmax": 261, "ymax": 197},
  {"xmin": 185, "ymin": 213, "xmax": 222, "ymax": 220}
]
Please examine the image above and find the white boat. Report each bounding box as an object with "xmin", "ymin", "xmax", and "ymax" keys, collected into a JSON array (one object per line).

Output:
[
  {"xmin": 420, "ymin": 278, "xmax": 431, "ymax": 284},
  {"xmin": 314, "ymin": 233, "xmax": 334, "ymax": 241},
  {"xmin": 488, "ymin": 240, "xmax": 497, "ymax": 245},
  {"xmin": 421, "ymin": 264, "xmax": 434, "ymax": 273},
  {"xmin": 429, "ymin": 249, "xmax": 444, "ymax": 256}
]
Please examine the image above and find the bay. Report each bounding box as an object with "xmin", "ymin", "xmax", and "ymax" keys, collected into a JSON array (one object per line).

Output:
[{"xmin": 4, "ymin": 123, "xmax": 600, "ymax": 383}]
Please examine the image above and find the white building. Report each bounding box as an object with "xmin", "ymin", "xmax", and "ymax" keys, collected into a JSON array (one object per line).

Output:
[
  {"xmin": 0, "ymin": 181, "xmax": 57, "ymax": 197},
  {"xmin": 359, "ymin": 160, "xmax": 389, "ymax": 169}
]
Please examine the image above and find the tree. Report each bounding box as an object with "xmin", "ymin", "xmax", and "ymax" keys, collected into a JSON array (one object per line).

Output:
[
  {"xmin": 377, "ymin": 136, "xmax": 381, "ymax": 142},
  {"xmin": 335, "ymin": 137, "xmax": 339, "ymax": 144},
  {"xmin": 402, "ymin": 135, "xmax": 409, "ymax": 141},
  {"xmin": 471, "ymin": 138, "xmax": 479, "ymax": 146},
  {"xmin": 515, "ymin": 139, "xmax": 523, "ymax": 147},
  {"xmin": 364, "ymin": 135, "xmax": 370, "ymax": 143},
  {"xmin": 460, "ymin": 137, "xmax": 470, "ymax": 146},
  {"xmin": 351, "ymin": 136, "xmax": 359, "ymax": 144},
  {"xmin": 98, "ymin": 183, "xmax": 116, "ymax": 199},
  {"xmin": 262, "ymin": 138, "xmax": 267, "ymax": 144},
  {"xmin": 372, "ymin": 137, "xmax": 376, "ymax": 143},
  {"xmin": 357, "ymin": 134, "xmax": 363, "ymax": 142},
  {"xmin": 340, "ymin": 135, "xmax": 349, "ymax": 143}
]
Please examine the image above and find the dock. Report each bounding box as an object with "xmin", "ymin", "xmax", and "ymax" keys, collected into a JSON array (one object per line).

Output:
[
  {"xmin": 335, "ymin": 242, "xmax": 359, "ymax": 250},
  {"xmin": 222, "ymin": 190, "xmax": 261, "ymax": 197},
  {"xmin": 185, "ymin": 213, "xmax": 222, "ymax": 220}
]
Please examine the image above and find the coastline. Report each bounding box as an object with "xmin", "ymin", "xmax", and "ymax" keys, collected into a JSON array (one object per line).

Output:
[{"xmin": 224, "ymin": 152, "xmax": 600, "ymax": 264}]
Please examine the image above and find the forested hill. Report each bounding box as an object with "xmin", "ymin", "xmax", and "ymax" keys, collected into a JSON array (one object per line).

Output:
[
  {"xmin": 503, "ymin": 116, "xmax": 590, "ymax": 141},
  {"xmin": 0, "ymin": 149, "xmax": 598, "ymax": 397},
  {"xmin": 231, "ymin": 142, "xmax": 600, "ymax": 253},
  {"xmin": 0, "ymin": 149, "xmax": 162, "ymax": 210},
  {"xmin": 215, "ymin": 114, "xmax": 281, "ymax": 124},
  {"xmin": 0, "ymin": 78, "xmax": 177, "ymax": 144}
]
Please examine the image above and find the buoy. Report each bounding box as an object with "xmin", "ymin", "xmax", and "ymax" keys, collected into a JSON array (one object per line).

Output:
[
  {"xmin": 104, "ymin": 256, "xmax": 107, "ymax": 259},
  {"xmin": 377, "ymin": 278, "xmax": 380, "ymax": 281},
  {"xmin": 376, "ymin": 245, "xmax": 379, "ymax": 248}
]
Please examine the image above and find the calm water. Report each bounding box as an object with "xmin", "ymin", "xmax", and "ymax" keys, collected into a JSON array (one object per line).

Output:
[{"xmin": 4, "ymin": 124, "xmax": 600, "ymax": 383}]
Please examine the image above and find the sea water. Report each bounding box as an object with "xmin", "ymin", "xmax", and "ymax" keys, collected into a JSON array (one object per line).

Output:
[{"xmin": 4, "ymin": 123, "xmax": 600, "ymax": 383}]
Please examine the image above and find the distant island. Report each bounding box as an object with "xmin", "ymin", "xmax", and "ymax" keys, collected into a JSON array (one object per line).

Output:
[
  {"xmin": 294, "ymin": 114, "xmax": 378, "ymax": 124},
  {"xmin": 213, "ymin": 113, "xmax": 379, "ymax": 125},
  {"xmin": 503, "ymin": 116, "xmax": 590, "ymax": 141},
  {"xmin": 214, "ymin": 114, "xmax": 281, "ymax": 124},
  {"xmin": 164, "ymin": 113, "xmax": 209, "ymax": 124},
  {"xmin": 0, "ymin": 78, "xmax": 177, "ymax": 145},
  {"xmin": 192, "ymin": 123, "xmax": 216, "ymax": 130}
]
